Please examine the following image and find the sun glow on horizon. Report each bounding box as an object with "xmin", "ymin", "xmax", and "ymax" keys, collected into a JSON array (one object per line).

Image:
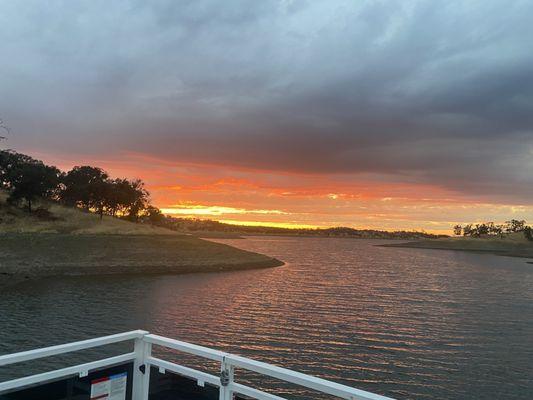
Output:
[
  {"xmin": 29, "ymin": 152, "xmax": 533, "ymax": 235},
  {"xmin": 160, "ymin": 204, "xmax": 288, "ymax": 216},
  {"xmin": 217, "ymin": 219, "xmax": 320, "ymax": 229}
]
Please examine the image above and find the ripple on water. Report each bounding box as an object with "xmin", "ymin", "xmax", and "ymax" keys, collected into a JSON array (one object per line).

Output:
[{"xmin": 0, "ymin": 237, "xmax": 532, "ymax": 400}]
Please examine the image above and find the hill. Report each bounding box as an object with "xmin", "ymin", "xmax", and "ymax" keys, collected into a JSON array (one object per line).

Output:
[
  {"xmin": 381, "ymin": 233, "xmax": 533, "ymax": 260},
  {"xmin": 161, "ymin": 217, "xmax": 447, "ymax": 240},
  {"xmin": 0, "ymin": 191, "xmax": 174, "ymax": 235},
  {"xmin": 0, "ymin": 194, "xmax": 283, "ymax": 288}
]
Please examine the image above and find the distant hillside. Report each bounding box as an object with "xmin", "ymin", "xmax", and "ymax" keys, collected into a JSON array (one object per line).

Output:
[
  {"xmin": 160, "ymin": 217, "xmax": 447, "ymax": 239},
  {"xmin": 0, "ymin": 190, "xmax": 447, "ymax": 239},
  {"xmin": 0, "ymin": 191, "xmax": 175, "ymax": 235},
  {"xmin": 0, "ymin": 191, "xmax": 285, "ymax": 289},
  {"xmin": 382, "ymin": 232, "xmax": 533, "ymax": 260}
]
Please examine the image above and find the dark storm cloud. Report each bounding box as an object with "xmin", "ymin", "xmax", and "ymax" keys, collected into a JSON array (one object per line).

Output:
[{"xmin": 1, "ymin": 0, "xmax": 533, "ymax": 201}]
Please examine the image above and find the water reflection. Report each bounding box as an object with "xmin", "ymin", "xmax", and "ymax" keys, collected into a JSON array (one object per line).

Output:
[{"xmin": 0, "ymin": 237, "xmax": 532, "ymax": 399}]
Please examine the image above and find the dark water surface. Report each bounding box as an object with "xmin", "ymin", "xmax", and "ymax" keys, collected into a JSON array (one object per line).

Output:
[{"xmin": 1, "ymin": 237, "xmax": 532, "ymax": 399}]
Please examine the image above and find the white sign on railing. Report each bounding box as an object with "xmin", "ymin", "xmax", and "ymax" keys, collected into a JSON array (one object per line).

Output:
[{"xmin": 90, "ymin": 372, "xmax": 128, "ymax": 400}]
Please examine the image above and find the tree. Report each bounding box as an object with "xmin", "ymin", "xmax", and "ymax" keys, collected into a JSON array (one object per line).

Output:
[
  {"xmin": 143, "ymin": 205, "xmax": 165, "ymax": 225},
  {"xmin": 1, "ymin": 150, "xmax": 38, "ymax": 189},
  {"xmin": 61, "ymin": 166, "xmax": 109, "ymax": 210},
  {"xmin": 462, "ymin": 224, "xmax": 473, "ymax": 236},
  {"xmin": 453, "ymin": 225, "xmax": 462, "ymax": 236},
  {"xmin": 490, "ymin": 224, "xmax": 503, "ymax": 237},
  {"xmin": 504, "ymin": 219, "xmax": 526, "ymax": 233},
  {"xmin": 524, "ymin": 226, "xmax": 533, "ymax": 241},
  {"xmin": 0, "ymin": 150, "xmax": 16, "ymax": 188},
  {"xmin": 91, "ymin": 179, "xmax": 113, "ymax": 220},
  {"xmin": 104, "ymin": 178, "xmax": 135, "ymax": 217},
  {"xmin": 474, "ymin": 223, "xmax": 489, "ymax": 236},
  {"xmin": 7, "ymin": 161, "xmax": 60, "ymax": 213},
  {"xmin": 60, "ymin": 169, "xmax": 151, "ymax": 221},
  {"xmin": 122, "ymin": 179, "xmax": 149, "ymax": 221},
  {"xmin": 2, "ymin": 149, "xmax": 156, "ymax": 222}
]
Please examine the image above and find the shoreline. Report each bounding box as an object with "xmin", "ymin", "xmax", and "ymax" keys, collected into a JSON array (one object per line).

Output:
[
  {"xmin": 0, "ymin": 233, "xmax": 284, "ymax": 289},
  {"xmin": 380, "ymin": 237, "xmax": 533, "ymax": 261},
  {"xmin": 0, "ymin": 259, "xmax": 284, "ymax": 290},
  {"xmin": 192, "ymin": 232, "xmax": 440, "ymax": 240}
]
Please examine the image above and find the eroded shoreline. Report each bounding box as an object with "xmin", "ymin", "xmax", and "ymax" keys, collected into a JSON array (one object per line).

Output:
[
  {"xmin": 380, "ymin": 237, "xmax": 533, "ymax": 261},
  {"xmin": 0, "ymin": 233, "xmax": 284, "ymax": 289}
]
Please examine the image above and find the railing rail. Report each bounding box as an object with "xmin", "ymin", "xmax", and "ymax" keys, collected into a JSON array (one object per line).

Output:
[
  {"xmin": 0, "ymin": 331, "xmax": 395, "ymax": 400},
  {"xmin": 0, "ymin": 330, "xmax": 147, "ymax": 367},
  {"xmin": 0, "ymin": 353, "xmax": 136, "ymax": 393}
]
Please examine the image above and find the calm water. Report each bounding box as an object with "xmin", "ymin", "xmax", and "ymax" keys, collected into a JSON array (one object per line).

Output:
[{"xmin": 1, "ymin": 237, "xmax": 532, "ymax": 399}]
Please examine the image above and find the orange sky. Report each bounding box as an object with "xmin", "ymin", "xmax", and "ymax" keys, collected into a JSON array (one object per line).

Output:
[
  {"xmin": 2, "ymin": 1, "xmax": 533, "ymax": 235},
  {"xmin": 29, "ymin": 150, "xmax": 533, "ymax": 234}
]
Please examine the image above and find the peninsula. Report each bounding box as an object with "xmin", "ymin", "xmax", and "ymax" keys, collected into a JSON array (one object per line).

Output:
[
  {"xmin": 0, "ymin": 198, "xmax": 283, "ymax": 289},
  {"xmin": 382, "ymin": 231, "xmax": 533, "ymax": 261}
]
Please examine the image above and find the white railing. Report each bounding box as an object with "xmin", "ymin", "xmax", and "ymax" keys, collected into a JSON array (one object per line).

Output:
[{"xmin": 0, "ymin": 330, "xmax": 395, "ymax": 400}]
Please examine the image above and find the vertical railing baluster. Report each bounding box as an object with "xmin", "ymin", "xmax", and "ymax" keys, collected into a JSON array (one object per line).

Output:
[
  {"xmin": 132, "ymin": 337, "xmax": 145, "ymax": 400},
  {"xmin": 132, "ymin": 335, "xmax": 151, "ymax": 400},
  {"xmin": 219, "ymin": 356, "xmax": 234, "ymax": 400},
  {"xmin": 141, "ymin": 342, "xmax": 152, "ymax": 400}
]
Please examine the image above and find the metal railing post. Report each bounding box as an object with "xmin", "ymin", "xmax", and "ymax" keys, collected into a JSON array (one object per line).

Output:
[
  {"xmin": 132, "ymin": 334, "xmax": 151, "ymax": 400},
  {"xmin": 219, "ymin": 356, "xmax": 234, "ymax": 400},
  {"xmin": 141, "ymin": 342, "xmax": 152, "ymax": 400}
]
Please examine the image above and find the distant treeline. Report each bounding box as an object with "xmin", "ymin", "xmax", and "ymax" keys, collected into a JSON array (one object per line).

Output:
[
  {"xmin": 453, "ymin": 220, "xmax": 533, "ymax": 240},
  {"xmin": 0, "ymin": 149, "xmax": 160, "ymax": 221},
  {"xmin": 153, "ymin": 217, "xmax": 447, "ymax": 239}
]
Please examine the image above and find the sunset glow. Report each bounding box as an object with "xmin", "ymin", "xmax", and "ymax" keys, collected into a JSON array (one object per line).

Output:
[
  {"xmin": 22, "ymin": 151, "xmax": 533, "ymax": 234},
  {"xmin": 3, "ymin": 1, "xmax": 533, "ymax": 234},
  {"xmin": 160, "ymin": 204, "xmax": 288, "ymax": 216},
  {"xmin": 218, "ymin": 220, "xmax": 319, "ymax": 229},
  {"xmin": 1, "ymin": 3, "xmax": 531, "ymax": 400}
]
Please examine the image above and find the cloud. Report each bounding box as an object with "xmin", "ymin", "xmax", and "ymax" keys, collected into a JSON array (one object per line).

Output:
[
  {"xmin": 1, "ymin": 0, "xmax": 533, "ymax": 203},
  {"xmin": 160, "ymin": 204, "xmax": 288, "ymax": 216}
]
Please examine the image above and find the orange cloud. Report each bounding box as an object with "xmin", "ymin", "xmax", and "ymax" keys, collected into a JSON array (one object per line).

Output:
[
  {"xmin": 161, "ymin": 204, "xmax": 288, "ymax": 216},
  {"xmin": 25, "ymin": 149, "xmax": 533, "ymax": 234}
]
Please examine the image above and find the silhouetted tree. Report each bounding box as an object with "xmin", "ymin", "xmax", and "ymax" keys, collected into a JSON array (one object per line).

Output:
[
  {"xmin": 453, "ymin": 225, "xmax": 462, "ymax": 236},
  {"xmin": 61, "ymin": 166, "xmax": 109, "ymax": 210},
  {"xmin": 524, "ymin": 226, "xmax": 533, "ymax": 241},
  {"xmin": 6, "ymin": 159, "xmax": 60, "ymax": 213},
  {"xmin": 0, "ymin": 150, "xmax": 18, "ymax": 188},
  {"xmin": 475, "ymin": 223, "xmax": 489, "ymax": 236},
  {"xmin": 462, "ymin": 224, "xmax": 473, "ymax": 236},
  {"xmin": 1, "ymin": 151, "xmax": 39, "ymax": 189},
  {"xmin": 504, "ymin": 219, "xmax": 526, "ymax": 233},
  {"xmin": 123, "ymin": 179, "xmax": 149, "ymax": 221},
  {"xmin": 1, "ymin": 150, "xmax": 157, "ymax": 221},
  {"xmin": 103, "ymin": 178, "xmax": 128, "ymax": 216},
  {"xmin": 143, "ymin": 205, "xmax": 165, "ymax": 225},
  {"xmin": 455, "ymin": 220, "xmax": 529, "ymax": 238},
  {"xmin": 491, "ymin": 224, "xmax": 504, "ymax": 237},
  {"xmin": 91, "ymin": 178, "xmax": 113, "ymax": 220}
]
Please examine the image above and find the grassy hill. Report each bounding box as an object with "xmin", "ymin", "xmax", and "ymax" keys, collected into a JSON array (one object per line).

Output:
[
  {"xmin": 0, "ymin": 194, "xmax": 283, "ymax": 288},
  {"xmin": 382, "ymin": 232, "xmax": 533, "ymax": 260},
  {"xmin": 0, "ymin": 191, "xmax": 174, "ymax": 235}
]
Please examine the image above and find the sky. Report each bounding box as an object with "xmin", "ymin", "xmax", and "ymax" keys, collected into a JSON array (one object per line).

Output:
[{"xmin": 1, "ymin": 0, "xmax": 533, "ymax": 233}]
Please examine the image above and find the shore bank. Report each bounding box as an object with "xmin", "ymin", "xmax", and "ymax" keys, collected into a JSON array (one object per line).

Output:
[
  {"xmin": 0, "ymin": 233, "xmax": 284, "ymax": 289},
  {"xmin": 191, "ymin": 231, "xmax": 245, "ymax": 239},
  {"xmin": 381, "ymin": 236, "xmax": 533, "ymax": 260}
]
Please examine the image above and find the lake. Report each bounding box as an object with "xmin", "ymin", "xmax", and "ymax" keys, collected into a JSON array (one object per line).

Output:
[{"xmin": 1, "ymin": 237, "xmax": 532, "ymax": 399}]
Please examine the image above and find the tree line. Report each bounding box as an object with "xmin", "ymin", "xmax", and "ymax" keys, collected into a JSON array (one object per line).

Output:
[
  {"xmin": 453, "ymin": 219, "xmax": 533, "ymax": 240},
  {"xmin": 152, "ymin": 217, "xmax": 446, "ymax": 239},
  {"xmin": 0, "ymin": 149, "xmax": 157, "ymax": 221}
]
